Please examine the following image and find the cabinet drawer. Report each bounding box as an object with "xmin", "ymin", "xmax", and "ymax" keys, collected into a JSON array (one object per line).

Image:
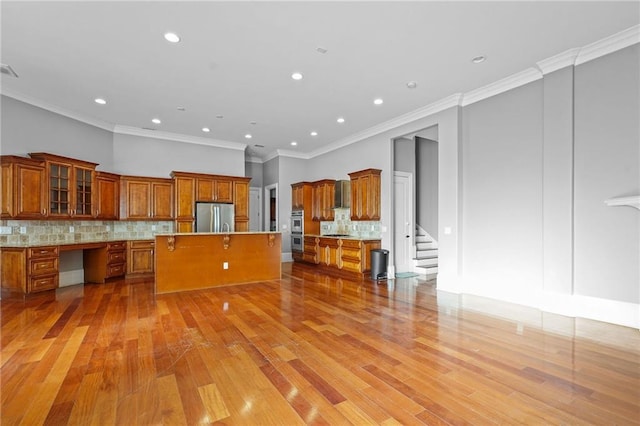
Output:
[
  {"xmin": 129, "ymin": 240, "xmax": 154, "ymax": 249},
  {"xmin": 106, "ymin": 263, "xmax": 126, "ymax": 278},
  {"xmin": 29, "ymin": 274, "xmax": 58, "ymax": 292},
  {"xmin": 340, "ymin": 259, "xmax": 362, "ymax": 273},
  {"xmin": 340, "ymin": 239, "xmax": 361, "ymax": 249},
  {"xmin": 341, "ymin": 247, "xmax": 362, "ymax": 260},
  {"xmin": 108, "ymin": 250, "xmax": 126, "ymax": 264},
  {"xmin": 107, "ymin": 241, "xmax": 126, "ymax": 251},
  {"xmin": 28, "ymin": 246, "xmax": 59, "ymax": 258},
  {"xmin": 29, "ymin": 257, "xmax": 59, "ymax": 276}
]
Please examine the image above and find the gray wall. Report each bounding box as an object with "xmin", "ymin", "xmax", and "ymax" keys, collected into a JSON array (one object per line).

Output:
[
  {"xmin": 416, "ymin": 136, "xmax": 438, "ymax": 238},
  {"xmin": 1, "ymin": 96, "xmax": 113, "ymax": 167},
  {"xmin": 393, "ymin": 137, "xmax": 415, "ymax": 174},
  {"xmin": 461, "ymin": 81, "xmax": 544, "ymax": 303},
  {"xmin": 573, "ymin": 45, "xmax": 639, "ymax": 303},
  {"xmin": 245, "ymin": 161, "xmax": 264, "ymax": 187},
  {"xmin": 112, "ymin": 133, "xmax": 245, "ymax": 178}
]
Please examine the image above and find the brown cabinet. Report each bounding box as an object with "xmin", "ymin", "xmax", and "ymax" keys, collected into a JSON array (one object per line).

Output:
[
  {"xmin": 197, "ymin": 177, "xmax": 233, "ymax": 203},
  {"xmin": 233, "ymin": 178, "xmax": 251, "ymax": 232},
  {"xmin": 172, "ymin": 171, "xmax": 251, "ymax": 233},
  {"xmin": 120, "ymin": 176, "xmax": 174, "ymax": 220},
  {"xmin": 318, "ymin": 237, "xmax": 341, "ymax": 268},
  {"xmin": 94, "ymin": 171, "xmax": 120, "ymax": 220},
  {"xmin": 349, "ymin": 168, "xmax": 381, "ymax": 221},
  {"xmin": 312, "ymin": 180, "xmax": 335, "ymax": 222},
  {"xmin": 126, "ymin": 240, "xmax": 155, "ymax": 278},
  {"xmin": 29, "ymin": 153, "xmax": 98, "ymax": 219},
  {"xmin": 84, "ymin": 241, "xmax": 126, "ymax": 283},
  {"xmin": 303, "ymin": 236, "xmax": 319, "ymax": 264},
  {"xmin": 0, "ymin": 246, "xmax": 59, "ymax": 294},
  {"xmin": 340, "ymin": 239, "xmax": 381, "ymax": 274},
  {"xmin": 1, "ymin": 156, "xmax": 47, "ymax": 219},
  {"xmin": 291, "ymin": 182, "xmax": 320, "ymax": 235}
]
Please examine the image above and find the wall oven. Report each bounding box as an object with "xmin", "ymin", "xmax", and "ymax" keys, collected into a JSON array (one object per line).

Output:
[{"xmin": 291, "ymin": 210, "xmax": 303, "ymax": 252}]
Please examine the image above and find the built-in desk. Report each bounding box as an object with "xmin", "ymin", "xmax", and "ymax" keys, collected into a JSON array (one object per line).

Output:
[{"xmin": 1, "ymin": 240, "xmax": 127, "ymax": 294}]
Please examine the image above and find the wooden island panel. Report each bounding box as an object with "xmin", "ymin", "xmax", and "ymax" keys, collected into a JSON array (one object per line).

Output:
[{"xmin": 155, "ymin": 233, "xmax": 281, "ymax": 294}]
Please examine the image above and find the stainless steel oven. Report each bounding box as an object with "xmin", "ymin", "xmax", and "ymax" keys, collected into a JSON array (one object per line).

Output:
[
  {"xmin": 291, "ymin": 233, "xmax": 303, "ymax": 252},
  {"xmin": 291, "ymin": 210, "xmax": 303, "ymax": 252}
]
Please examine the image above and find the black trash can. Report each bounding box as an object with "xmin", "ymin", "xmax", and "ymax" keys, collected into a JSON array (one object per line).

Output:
[{"xmin": 370, "ymin": 249, "xmax": 389, "ymax": 280}]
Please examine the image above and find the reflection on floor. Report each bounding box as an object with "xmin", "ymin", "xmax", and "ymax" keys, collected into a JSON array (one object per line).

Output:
[{"xmin": 1, "ymin": 261, "xmax": 638, "ymax": 425}]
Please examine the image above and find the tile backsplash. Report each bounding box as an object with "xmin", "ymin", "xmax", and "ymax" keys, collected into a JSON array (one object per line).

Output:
[
  {"xmin": 320, "ymin": 208, "xmax": 382, "ymax": 239},
  {"xmin": 0, "ymin": 220, "xmax": 174, "ymax": 246}
]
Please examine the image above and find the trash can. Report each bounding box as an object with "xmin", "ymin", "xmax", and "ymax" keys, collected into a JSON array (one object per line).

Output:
[{"xmin": 370, "ymin": 249, "xmax": 389, "ymax": 280}]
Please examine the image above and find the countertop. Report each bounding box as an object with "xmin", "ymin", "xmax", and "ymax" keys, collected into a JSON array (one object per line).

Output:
[
  {"xmin": 155, "ymin": 231, "xmax": 281, "ymax": 236},
  {"xmin": 0, "ymin": 237, "xmax": 155, "ymax": 249},
  {"xmin": 305, "ymin": 234, "xmax": 381, "ymax": 241}
]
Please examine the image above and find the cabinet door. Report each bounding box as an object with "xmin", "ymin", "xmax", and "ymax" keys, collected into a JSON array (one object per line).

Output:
[
  {"xmin": 73, "ymin": 166, "xmax": 95, "ymax": 218},
  {"xmin": 16, "ymin": 163, "xmax": 46, "ymax": 218},
  {"xmin": 152, "ymin": 181, "xmax": 173, "ymax": 219},
  {"xmin": 233, "ymin": 180, "xmax": 249, "ymax": 220},
  {"xmin": 291, "ymin": 184, "xmax": 302, "ymax": 209},
  {"xmin": 196, "ymin": 178, "xmax": 214, "ymax": 201},
  {"xmin": 47, "ymin": 161, "xmax": 72, "ymax": 217},
  {"xmin": 95, "ymin": 173, "xmax": 119, "ymax": 220},
  {"xmin": 214, "ymin": 179, "xmax": 233, "ymax": 203},
  {"xmin": 127, "ymin": 241, "xmax": 154, "ymax": 275},
  {"xmin": 176, "ymin": 220, "xmax": 193, "ymax": 233},
  {"xmin": 124, "ymin": 180, "xmax": 151, "ymax": 219},
  {"xmin": 175, "ymin": 177, "xmax": 195, "ymax": 219},
  {"xmin": 312, "ymin": 184, "xmax": 322, "ymax": 221}
]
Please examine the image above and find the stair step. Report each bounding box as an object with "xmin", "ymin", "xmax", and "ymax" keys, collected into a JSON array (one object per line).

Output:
[
  {"xmin": 416, "ymin": 265, "xmax": 438, "ymax": 275},
  {"xmin": 415, "ymin": 235, "xmax": 432, "ymax": 243},
  {"xmin": 416, "ymin": 242, "xmax": 437, "ymax": 250},
  {"xmin": 415, "ymin": 257, "xmax": 438, "ymax": 267},
  {"xmin": 415, "ymin": 252, "xmax": 438, "ymax": 260}
]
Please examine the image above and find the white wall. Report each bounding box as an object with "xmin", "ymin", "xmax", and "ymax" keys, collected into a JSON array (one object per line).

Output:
[
  {"xmin": 416, "ymin": 136, "xmax": 438, "ymax": 238},
  {"xmin": 573, "ymin": 45, "xmax": 639, "ymax": 304}
]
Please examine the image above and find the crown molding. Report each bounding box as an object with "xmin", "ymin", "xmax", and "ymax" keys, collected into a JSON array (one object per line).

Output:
[
  {"xmin": 536, "ymin": 48, "xmax": 581, "ymax": 75},
  {"xmin": 113, "ymin": 125, "xmax": 246, "ymax": 151},
  {"xmin": 576, "ymin": 24, "xmax": 640, "ymax": 66},
  {"xmin": 1, "ymin": 88, "xmax": 115, "ymax": 132},
  {"xmin": 276, "ymin": 149, "xmax": 312, "ymax": 160},
  {"xmin": 307, "ymin": 93, "xmax": 463, "ymax": 159},
  {"xmin": 245, "ymin": 156, "xmax": 264, "ymax": 164},
  {"xmin": 461, "ymin": 67, "xmax": 543, "ymax": 107}
]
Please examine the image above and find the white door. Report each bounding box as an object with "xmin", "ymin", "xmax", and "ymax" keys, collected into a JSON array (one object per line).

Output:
[
  {"xmin": 249, "ymin": 187, "xmax": 261, "ymax": 232},
  {"xmin": 394, "ymin": 172, "xmax": 413, "ymax": 273}
]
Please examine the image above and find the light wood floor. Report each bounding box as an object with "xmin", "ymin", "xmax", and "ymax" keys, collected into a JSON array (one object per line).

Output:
[{"xmin": 2, "ymin": 262, "xmax": 639, "ymax": 425}]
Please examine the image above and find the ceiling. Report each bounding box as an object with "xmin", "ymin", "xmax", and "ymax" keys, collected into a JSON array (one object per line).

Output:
[{"xmin": 2, "ymin": 1, "xmax": 638, "ymax": 161}]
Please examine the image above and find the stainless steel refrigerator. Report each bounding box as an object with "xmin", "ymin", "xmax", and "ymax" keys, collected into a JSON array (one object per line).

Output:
[{"xmin": 195, "ymin": 202, "xmax": 235, "ymax": 233}]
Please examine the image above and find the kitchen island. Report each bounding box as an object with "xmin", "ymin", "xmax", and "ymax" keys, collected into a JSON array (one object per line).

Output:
[{"xmin": 155, "ymin": 232, "xmax": 281, "ymax": 294}]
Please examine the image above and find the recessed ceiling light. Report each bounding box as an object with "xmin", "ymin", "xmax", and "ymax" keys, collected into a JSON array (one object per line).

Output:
[
  {"xmin": 152, "ymin": 118, "xmax": 161, "ymax": 124},
  {"xmin": 406, "ymin": 81, "xmax": 417, "ymax": 89},
  {"xmin": 245, "ymin": 134, "xmax": 252, "ymax": 139},
  {"xmin": 164, "ymin": 32, "xmax": 180, "ymax": 43},
  {"xmin": 291, "ymin": 141, "xmax": 298, "ymax": 146},
  {"xmin": 310, "ymin": 131, "xmax": 318, "ymax": 136},
  {"xmin": 374, "ymin": 98, "xmax": 384, "ymax": 105},
  {"xmin": 94, "ymin": 98, "xmax": 107, "ymax": 105},
  {"xmin": 291, "ymin": 72, "xmax": 303, "ymax": 80},
  {"xmin": 202, "ymin": 127, "xmax": 210, "ymax": 133},
  {"xmin": 472, "ymin": 55, "xmax": 486, "ymax": 64},
  {"xmin": 337, "ymin": 117, "xmax": 345, "ymax": 124}
]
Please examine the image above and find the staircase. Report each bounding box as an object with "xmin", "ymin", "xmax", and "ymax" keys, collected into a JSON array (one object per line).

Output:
[{"xmin": 414, "ymin": 226, "xmax": 438, "ymax": 276}]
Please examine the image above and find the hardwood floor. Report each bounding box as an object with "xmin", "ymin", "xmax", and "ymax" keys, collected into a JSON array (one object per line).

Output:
[{"xmin": 2, "ymin": 262, "xmax": 639, "ymax": 425}]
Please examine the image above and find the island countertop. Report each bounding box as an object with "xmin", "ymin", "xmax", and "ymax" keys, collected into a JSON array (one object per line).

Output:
[{"xmin": 155, "ymin": 232, "xmax": 281, "ymax": 294}]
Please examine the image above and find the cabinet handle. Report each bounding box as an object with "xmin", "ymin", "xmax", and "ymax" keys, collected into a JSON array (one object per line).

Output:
[
  {"xmin": 42, "ymin": 208, "xmax": 46, "ymax": 216},
  {"xmin": 40, "ymin": 250, "xmax": 47, "ymax": 254}
]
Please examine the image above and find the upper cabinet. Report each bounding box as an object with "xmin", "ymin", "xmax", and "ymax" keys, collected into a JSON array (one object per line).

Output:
[
  {"xmin": 172, "ymin": 171, "xmax": 251, "ymax": 233},
  {"xmin": 349, "ymin": 168, "xmax": 381, "ymax": 221},
  {"xmin": 94, "ymin": 172, "xmax": 120, "ymax": 220},
  {"xmin": 29, "ymin": 152, "xmax": 98, "ymax": 219},
  {"xmin": 291, "ymin": 182, "xmax": 314, "ymax": 211},
  {"xmin": 312, "ymin": 179, "xmax": 335, "ymax": 222},
  {"xmin": 1, "ymin": 156, "xmax": 47, "ymax": 219},
  {"xmin": 120, "ymin": 176, "xmax": 174, "ymax": 220}
]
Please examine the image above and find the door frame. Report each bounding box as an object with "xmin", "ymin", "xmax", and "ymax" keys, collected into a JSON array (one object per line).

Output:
[{"xmin": 264, "ymin": 183, "xmax": 278, "ymax": 232}]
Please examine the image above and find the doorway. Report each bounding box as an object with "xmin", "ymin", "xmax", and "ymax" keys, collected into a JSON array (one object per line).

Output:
[{"xmin": 264, "ymin": 184, "xmax": 278, "ymax": 232}]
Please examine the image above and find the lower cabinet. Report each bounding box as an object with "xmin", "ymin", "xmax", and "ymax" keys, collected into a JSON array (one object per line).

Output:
[
  {"xmin": 126, "ymin": 240, "xmax": 155, "ymax": 278},
  {"xmin": 84, "ymin": 241, "xmax": 126, "ymax": 283},
  {"xmin": 297, "ymin": 236, "xmax": 381, "ymax": 279},
  {"xmin": 1, "ymin": 246, "xmax": 60, "ymax": 294}
]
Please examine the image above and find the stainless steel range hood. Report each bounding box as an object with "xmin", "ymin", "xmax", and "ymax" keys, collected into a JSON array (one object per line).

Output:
[{"xmin": 334, "ymin": 180, "xmax": 351, "ymax": 208}]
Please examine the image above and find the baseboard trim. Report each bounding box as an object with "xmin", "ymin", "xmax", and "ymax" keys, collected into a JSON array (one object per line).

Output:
[{"xmin": 282, "ymin": 252, "xmax": 293, "ymax": 263}]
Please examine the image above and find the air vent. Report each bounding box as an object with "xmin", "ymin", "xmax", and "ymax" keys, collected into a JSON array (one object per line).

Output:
[{"xmin": 0, "ymin": 64, "xmax": 19, "ymax": 78}]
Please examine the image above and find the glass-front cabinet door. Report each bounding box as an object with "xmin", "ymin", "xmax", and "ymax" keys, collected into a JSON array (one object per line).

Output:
[{"xmin": 30, "ymin": 153, "xmax": 98, "ymax": 218}]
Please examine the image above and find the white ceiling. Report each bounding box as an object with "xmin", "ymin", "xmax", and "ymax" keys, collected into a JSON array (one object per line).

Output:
[{"xmin": 2, "ymin": 1, "xmax": 638, "ymax": 160}]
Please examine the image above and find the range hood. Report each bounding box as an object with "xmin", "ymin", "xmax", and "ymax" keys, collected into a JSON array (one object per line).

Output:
[{"xmin": 334, "ymin": 180, "xmax": 351, "ymax": 208}]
